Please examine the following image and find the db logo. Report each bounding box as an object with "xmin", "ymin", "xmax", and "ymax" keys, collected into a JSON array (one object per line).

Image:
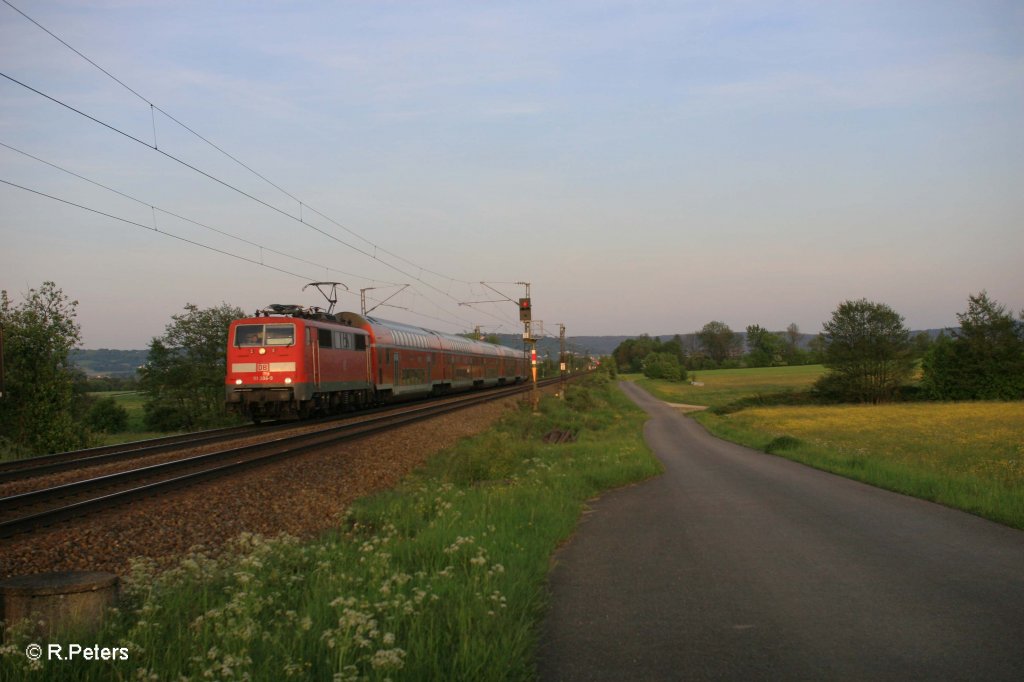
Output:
[{"xmin": 257, "ymin": 363, "xmax": 270, "ymax": 372}]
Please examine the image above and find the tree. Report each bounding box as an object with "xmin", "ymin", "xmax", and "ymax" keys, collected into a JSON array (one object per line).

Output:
[
  {"xmin": 814, "ymin": 299, "xmax": 914, "ymax": 403},
  {"xmin": 140, "ymin": 302, "xmax": 244, "ymax": 430},
  {"xmin": 697, "ymin": 321, "xmax": 738, "ymax": 364},
  {"xmin": 921, "ymin": 292, "xmax": 1024, "ymax": 400},
  {"xmin": 911, "ymin": 331, "xmax": 934, "ymax": 359},
  {"xmin": 0, "ymin": 282, "xmax": 91, "ymax": 456},
  {"xmin": 783, "ymin": 322, "xmax": 807, "ymax": 365},
  {"xmin": 806, "ymin": 334, "xmax": 826, "ymax": 364},
  {"xmin": 612, "ymin": 334, "xmax": 661, "ymax": 373},
  {"xmin": 745, "ymin": 324, "xmax": 785, "ymax": 367},
  {"xmin": 642, "ymin": 352, "xmax": 685, "ymax": 382},
  {"xmin": 661, "ymin": 334, "xmax": 686, "ymax": 365}
]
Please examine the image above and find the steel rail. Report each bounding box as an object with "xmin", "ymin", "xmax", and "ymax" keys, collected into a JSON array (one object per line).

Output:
[
  {"xmin": 0, "ymin": 424, "xmax": 263, "ymax": 483},
  {"xmin": 0, "ymin": 374, "xmax": 561, "ymax": 481},
  {"xmin": 0, "ymin": 378, "xmax": 568, "ymax": 538},
  {"xmin": 0, "ymin": 379, "xmax": 547, "ymax": 484}
]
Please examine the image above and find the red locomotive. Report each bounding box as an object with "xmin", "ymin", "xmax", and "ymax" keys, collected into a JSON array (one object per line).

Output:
[{"xmin": 225, "ymin": 304, "xmax": 527, "ymax": 422}]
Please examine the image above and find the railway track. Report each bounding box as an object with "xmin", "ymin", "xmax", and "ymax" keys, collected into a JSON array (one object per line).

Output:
[
  {"xmin": 0, "ymin": 379, "xmax": 556, "ymax": 485},
  {"xmin": 0, "ymin": 423, "xmax": 269, "ymax": 484},
  {"xmin": 0, "ymin": 379, "xmax": 562, "ymax": 538}
]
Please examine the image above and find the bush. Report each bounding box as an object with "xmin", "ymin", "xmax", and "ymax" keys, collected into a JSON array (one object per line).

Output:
[
  {"xmin": 921, "ymin": 293, "xmax": 1024, "ymax": 400},
  {"xmin": 0, "ymin": 436, "xmax": 32, "ymax": 462},
  {"xmin": 565, "ymin": 386, "xmax": 598, "ymax": 411},
  {"xmin": 642, "ymin": 352, "xmax": 686, "ymax": 382},
  {"xmin": 87, "ymin": 397, "xmax": 129, "ymax": 433},
  {"xmin": 143, "ymin": 402, "xmax": 190, "ymax": 432}
]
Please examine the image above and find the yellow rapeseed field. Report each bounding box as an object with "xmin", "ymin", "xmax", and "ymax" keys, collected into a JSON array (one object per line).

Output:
[{"xmin": 727, "ymin": 402, "xmax": 1024, "ymax": 487}]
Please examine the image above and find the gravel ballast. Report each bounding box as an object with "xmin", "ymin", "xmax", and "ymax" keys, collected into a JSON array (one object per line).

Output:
[{"xmin": 0, "ymin": 395, "xmax": 525, "ymax": 581}]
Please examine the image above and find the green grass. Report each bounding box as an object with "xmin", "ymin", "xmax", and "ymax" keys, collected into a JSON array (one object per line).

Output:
[
  {"xmin": 105, "ymin": 392, "xmax": 148, "ymax": 432},
  {"xmin": 627, "ymin": 364, "xmax": 826, "ymax": 409},
  {"xmin": 629, "ymin": 366, "xmax": 1024, "ymax": 529},
  {"xmin": 87, "ymin": 391, "xmax": 185, "ymax": 444},
  {"xmin": 1, "ymin": 373, "xmax": 659, "ymax": 681},
  {"xmin": 693, "ymin": 402, "xmax": 1024, "ymax": 529}
]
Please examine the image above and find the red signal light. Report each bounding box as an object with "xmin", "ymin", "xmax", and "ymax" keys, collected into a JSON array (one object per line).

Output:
[{"xmin": 519, "ymin": 298, "xmax": 531, "ymax": 321}]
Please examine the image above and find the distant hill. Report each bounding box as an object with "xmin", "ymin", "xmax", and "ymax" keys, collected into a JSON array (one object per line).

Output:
[{"xmin": 71, "ymin": 349, "xmax": 148, "ymax": 378}]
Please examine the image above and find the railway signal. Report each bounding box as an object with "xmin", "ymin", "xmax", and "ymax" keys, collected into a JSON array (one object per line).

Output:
[
  {"xmin": 476, "ymin": 281, "xmax": 538, "ymax": 410},
  {"xmin": 519, "ymin": 298, "xmax": 531, "ymax": 321}
]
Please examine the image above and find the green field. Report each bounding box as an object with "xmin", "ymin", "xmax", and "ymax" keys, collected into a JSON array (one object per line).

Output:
[
  {"xmin": 629, "ymin": 364, "xmax": 825, "ymax": 409},
  {"xmin": 629, "ymin": 366, "xmax": 1024, "ymax": 529}
]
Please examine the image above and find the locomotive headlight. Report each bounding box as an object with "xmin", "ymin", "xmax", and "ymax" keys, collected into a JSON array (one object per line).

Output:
[
  {"xmin": 284, "ymin": 377, "xmax": 292, "ymax": 384},
  {"xmin": 258, "ymin": 348, "xmax": 267, "ymax": 355},
  {"xmin": 235, "ymin": 379, "xmax": 243, "ymax": 385}
]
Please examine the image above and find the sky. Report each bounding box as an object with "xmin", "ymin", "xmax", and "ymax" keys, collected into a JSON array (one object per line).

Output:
[{"xmin": 1, "ymin": 0, "xmax": 1022, "ymax": 349}]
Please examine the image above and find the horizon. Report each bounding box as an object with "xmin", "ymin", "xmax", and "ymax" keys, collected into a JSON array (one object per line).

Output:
[{"xmin": 75, "ymin": 321, "xmax": 962, "ymax": 352}]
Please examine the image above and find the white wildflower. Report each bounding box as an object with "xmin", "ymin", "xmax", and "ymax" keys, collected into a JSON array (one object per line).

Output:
[{"xmin": 370, "ymin": 647, "xmax": 406, "ymax": 671}]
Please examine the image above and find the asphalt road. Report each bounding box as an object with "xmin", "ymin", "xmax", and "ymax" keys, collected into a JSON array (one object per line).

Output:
[{"xmin": 538, "ymin": 382, "xmax": 1024, "ymax": 681}]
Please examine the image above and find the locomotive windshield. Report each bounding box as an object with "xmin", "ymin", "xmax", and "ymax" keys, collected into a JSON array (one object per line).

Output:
[{"xmin": 234, "ymin": 323, "xmax": 295, "ymax": 347}]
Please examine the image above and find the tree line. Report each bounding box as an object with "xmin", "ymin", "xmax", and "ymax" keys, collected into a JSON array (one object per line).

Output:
[
  {"xmin": 612, "ymin": 320, "xmax": 822, "ymax": 382},
  {"xmin": 0, "ymin": 282, "xmax": 243, "ymax": 459},
  {"xmin": 611, "ymin": 292, "xmax": 1024, "ymax": 404}
]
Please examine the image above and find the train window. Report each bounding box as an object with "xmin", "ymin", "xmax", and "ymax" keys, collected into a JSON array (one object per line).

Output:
[
  {"xmin": 235, "ymin": 323, "xmax": 294, "ymax": 347},
  {"xmin": 235, "ymin": 325, "xmax": 264, "ymax": 347},
  {"xmin": 318, "ymin": 328, "xmax": 332, "ymax": 348},
  {"xmin": 354, "ymin": 335, "xmax": 367, "ymax": 351},
  {"xmin": 265, "ymin": 324, "xmax": 294, "ymax": 346}
]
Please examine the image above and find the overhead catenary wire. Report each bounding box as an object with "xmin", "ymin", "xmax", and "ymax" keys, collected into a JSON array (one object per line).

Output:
[
  {"xmin": 0, "ymin": 175, "xmax": 492, "ymax": 331},
  {"xmin": 0, "ymin": 140, "xmax": 401, "ymax": 289},
  {"xmin": 1, "ymin": 1, "xmax": 527, "ymax": 332},
  {"xmin": 1, "ymin": 0, "xmax": 490, "ymax": 291},
  {"xmin": 0, "ymin": 69, "xmax": 513, "ymax": 331},
  {"xmin": 0, "ymin": 178, "xmax": 313, "ymax": 281}
]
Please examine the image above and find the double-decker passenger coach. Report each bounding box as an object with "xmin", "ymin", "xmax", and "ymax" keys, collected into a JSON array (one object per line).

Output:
[{"xmin": 226, "ymin": 303, "xmax": 527, "ymax": 422}]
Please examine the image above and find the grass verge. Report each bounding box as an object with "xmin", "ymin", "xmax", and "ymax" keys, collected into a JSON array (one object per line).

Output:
[
  {"xmin": 694, "ymin": 401, "xmax": 1024, "ymax": 530},
  {"xmin": 1, "ymin": 373, "xmax": 659, "ymax": 681}
]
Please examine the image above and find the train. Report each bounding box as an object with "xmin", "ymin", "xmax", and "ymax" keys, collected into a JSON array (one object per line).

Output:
[{"xmin": 225, "ymin": 304, "xmax": 528, "ymax": 422}]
